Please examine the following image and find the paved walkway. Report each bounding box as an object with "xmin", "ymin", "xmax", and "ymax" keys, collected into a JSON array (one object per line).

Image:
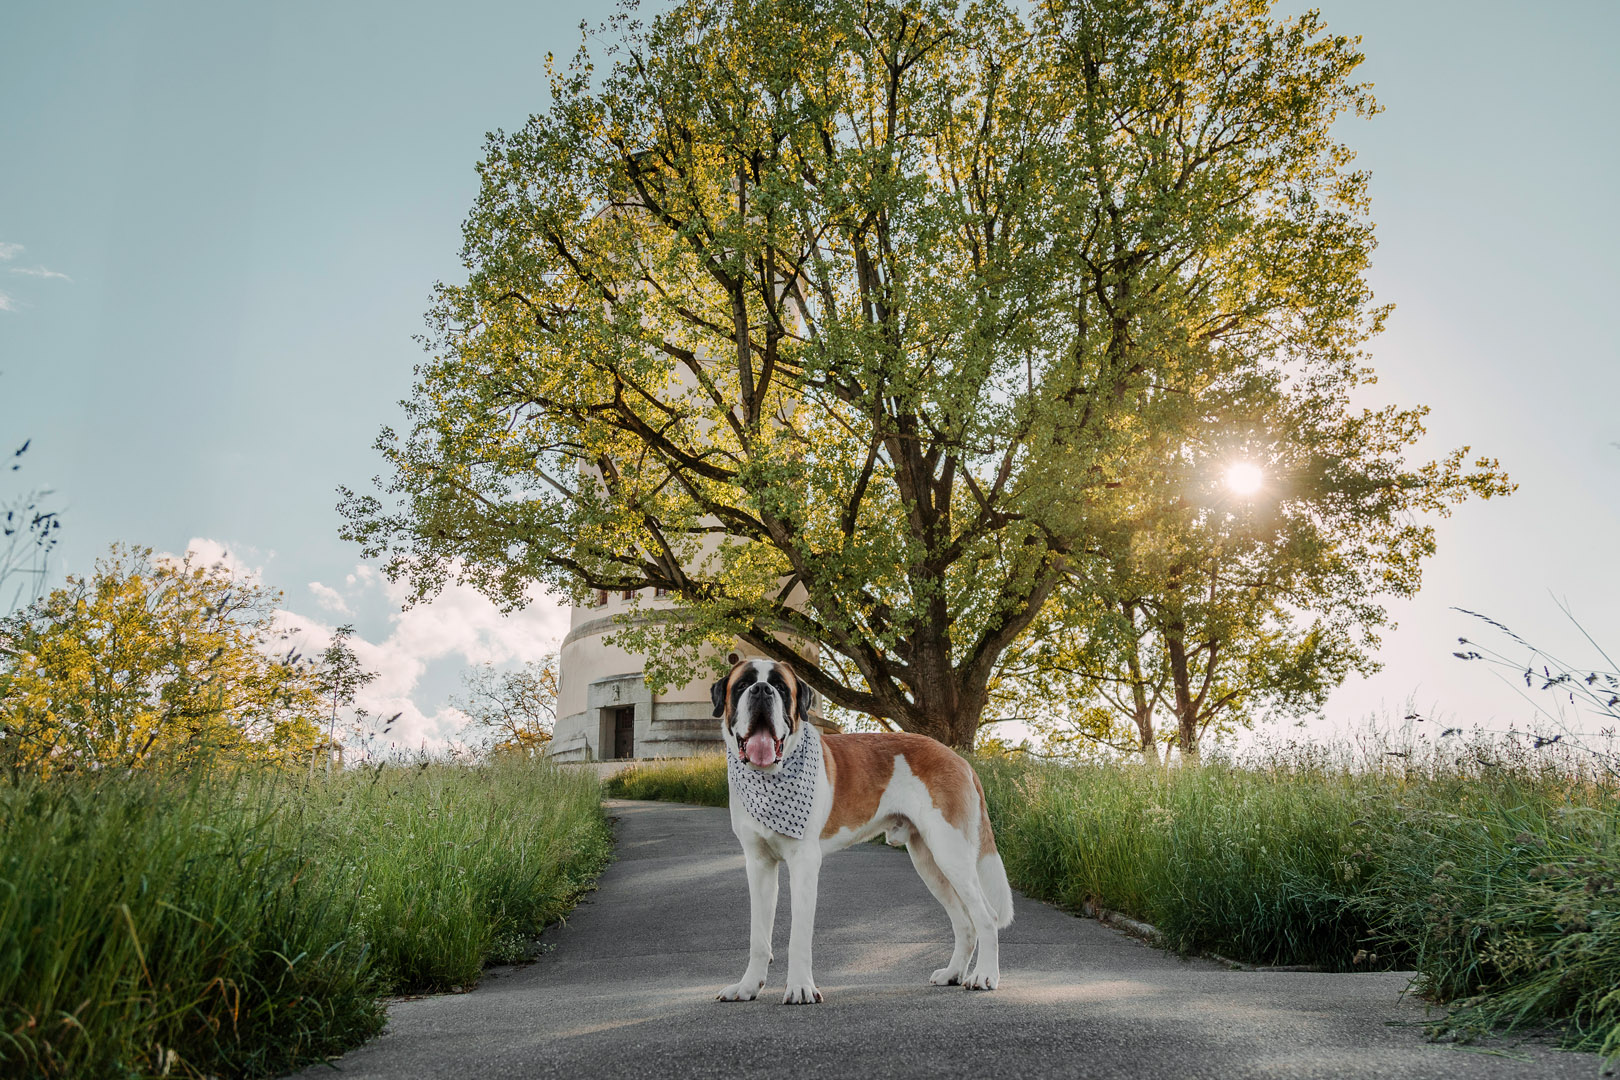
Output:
[{"xmin": 298, "ymin": 800, "xmax": 1605, "ymax": 1079}]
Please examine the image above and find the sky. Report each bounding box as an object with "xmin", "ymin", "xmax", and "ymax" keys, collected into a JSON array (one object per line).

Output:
[{"xmin": 1, "ymin": 1, "xmax": 1617, "ymax": 752}]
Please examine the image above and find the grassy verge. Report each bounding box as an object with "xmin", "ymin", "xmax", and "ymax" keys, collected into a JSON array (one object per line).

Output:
[
  {"xmin": 605, "ymin": 755, "xmax": 728, "ymax": 807},
  {"xmin": 976, "ymin": 755, "xmax": 1375, "ymax": 968},
  {"xmin": 978, "ymin": 751, "xmax": 1619, "ymax": 1061},
  {"xmin": 0, "ymin": 758, "xmax": 611, "ymax": 1079}
]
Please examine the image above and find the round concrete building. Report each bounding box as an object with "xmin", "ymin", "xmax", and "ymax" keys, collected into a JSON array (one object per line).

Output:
[{"xmin": 547, "ymin": 588, "xmax": 715, "ymax": 762}]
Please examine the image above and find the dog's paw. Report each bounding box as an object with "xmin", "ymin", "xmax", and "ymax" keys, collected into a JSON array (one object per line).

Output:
[
  {"xmin": 962, "ymin": 971, "xmax": 999, "ymax": 991},
  {"xmin": 716, "ymin": 978, "xmax": 765, "ymax": 1002},
  {"xmin": 929, "ymin": 966, "xmax": 963, "ymax": 986},
  {"xmin": 781, "ymin": 981, "xmax": 822, "ymax": 1004}
]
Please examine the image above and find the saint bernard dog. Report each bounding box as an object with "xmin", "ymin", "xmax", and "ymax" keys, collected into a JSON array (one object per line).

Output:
[{"xmin": 711, "ymin": 658, "xmax": 1014, "ymax": 1004}]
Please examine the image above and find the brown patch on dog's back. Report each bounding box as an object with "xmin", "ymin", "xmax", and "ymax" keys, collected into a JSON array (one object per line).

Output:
[
  {"xmin": 819, "ymin": 734, "xmax": 892, "ymax": 838},
  {"xmin": 819, "ymin": 733, "xmax": 978, "ymax": 839}
]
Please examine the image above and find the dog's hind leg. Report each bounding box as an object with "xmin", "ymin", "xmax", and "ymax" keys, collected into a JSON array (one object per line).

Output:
[
  {"xmin": 717, "ymin": 843, "xmax": 778, "ymax": 1001},
  {"xmin": 916, "ymin": 822, "xmax": 1001, "ymax": 991},
  {"xmin": 906, "ymin": 833, "xmax": 975, "ymax": 986}
]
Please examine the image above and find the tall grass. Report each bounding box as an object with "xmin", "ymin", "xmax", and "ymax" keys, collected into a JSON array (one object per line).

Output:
[
  {"xmin": 977, "ymin": 755, "xmax": 1375, "ymax": 967},
  {"xmin": 605, "ymin": 755, "xmax": 729, "ymax": 807},
  {"xmin": 0, "ymin": 758, "xmax": 610, "ymax": 1079},
  {"xmin": 316, "ymin": 758, "xmax": 613, "ymax": 991},
  {"xmin": 978, "ymin": 739, "xmax": 1620, "ymax": 1061},
  {"xmin": 0, "ymin": 769, "xmax": 379, "ymax": 1078},
  {"xmin": 1355, "ymin": 766, "xmax": 1619, "ymax": 1055}
]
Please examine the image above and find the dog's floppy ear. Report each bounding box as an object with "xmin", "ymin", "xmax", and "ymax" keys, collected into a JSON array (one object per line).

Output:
[
  {"xmin": 795, "ymin": 680, "xmax": 817, "ymax": 726},
  {"xmin": 710, "ymin": 676, "xmax": 729, "ymax": 718}
]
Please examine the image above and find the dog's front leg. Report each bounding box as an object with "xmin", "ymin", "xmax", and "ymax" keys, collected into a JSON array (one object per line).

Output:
[
  {"xmin": 780, "ymin": 843, "xmax": 822, "ymax": 1004},
  {"xmin": 717, "ymin": 845, "xmax": 778, "ymax": 1001}
]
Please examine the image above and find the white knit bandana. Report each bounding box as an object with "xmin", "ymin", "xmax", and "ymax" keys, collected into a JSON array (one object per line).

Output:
[{"xmin": 728, "ymin": 722, "xmax": 822, "ymax": 839}]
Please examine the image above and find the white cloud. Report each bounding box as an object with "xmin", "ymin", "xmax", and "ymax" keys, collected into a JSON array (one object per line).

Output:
[
  {"xmin": 308, "ymin": 580, "xmax": 352, "ymax": 614},
  {"xmin": 9, "ymin": 266, "xmax": 70, "ymax": 281},
  {"xmin": 0, "ymin": 291, "xmax": 14, "ymax": 312},
  {"xmin": 269, "ymin": 558, "xmax": 568, "ymax": 754},
  {"xmin": 169, "ymin": 537, "xmax": 268, "ymax": 585},
  {"xmin": 162, "ymin": 538, "xmax": 570, "ymax": 754},
  {"xmin": 0, "ymin": 242, "xmax": 22, "ymax": 261}
]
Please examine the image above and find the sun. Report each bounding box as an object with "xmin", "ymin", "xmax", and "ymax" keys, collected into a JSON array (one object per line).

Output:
[{"xmin": 1225, "ymin": 461, "xmax": 1264, "ymax": 496}]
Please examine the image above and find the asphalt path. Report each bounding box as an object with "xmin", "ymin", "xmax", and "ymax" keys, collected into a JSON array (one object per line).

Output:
[{"xmin": 296, "ymin": 799, "xmax": 1606, "ymax": 1079}]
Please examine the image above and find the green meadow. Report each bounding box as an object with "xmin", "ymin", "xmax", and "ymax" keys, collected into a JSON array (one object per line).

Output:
[
  {"xmin": 610, "ymin": 738, "xmax": 1620, "ymax": 1062},
  {"xmin": 0, "ymin": 759, "xmax": 610, "ymax": 1079}
]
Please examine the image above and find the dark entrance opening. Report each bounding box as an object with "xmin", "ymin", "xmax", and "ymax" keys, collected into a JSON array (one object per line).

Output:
[{"xmin": 612, "ymin": 706, "xmax": 636, "ymax": 760}]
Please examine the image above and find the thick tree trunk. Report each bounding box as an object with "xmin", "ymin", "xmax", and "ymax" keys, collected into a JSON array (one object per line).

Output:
[
  {"xmin": 910, "ymin": 713, "xmax": 982, "ymax": 751},
  {"xmin": 910, "ymin": 677, "xmax": 986, "ymax": 751},
  {"xmin": 944, "ymin": 709, "xmax": 982, "ymax": 751}
]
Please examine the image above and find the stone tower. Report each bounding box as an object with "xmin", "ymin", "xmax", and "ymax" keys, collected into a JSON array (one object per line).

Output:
[{"xmin": 546, "ymin": 590, "xmax": 718, "ymax": 762}]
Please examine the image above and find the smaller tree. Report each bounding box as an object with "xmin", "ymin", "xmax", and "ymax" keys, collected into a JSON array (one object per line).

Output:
[
  {"xmin": 1007, "ymin": 383, "xmax": 1512, "ymax": 762},
  {"xmin": 1003, "ymin": 593, "xmax": 1173, "ymax": 764},
  {"xmin": 1013, "ymin": 584, "xmax": 1359, "ymax": 764},
  {"xmin": 0, "ymin": 544, "xmax": 322, "ymax": 774},
  {"xmin": 452, "ymin": 656, "xmax": 557, "ymax": 759},
  {"xmin": 310, "ymin": 625, "xmax": 376, "ymax": 777}
]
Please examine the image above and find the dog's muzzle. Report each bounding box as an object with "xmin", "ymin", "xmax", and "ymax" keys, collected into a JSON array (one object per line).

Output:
[{"xmin": 737, "ymin": 728, "xmax": 784, "ymax": 768}]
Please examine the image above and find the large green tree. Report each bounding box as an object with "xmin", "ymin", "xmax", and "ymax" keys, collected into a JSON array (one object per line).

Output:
[{"xmin": 343, "ymin": 0, "xmax": 1464, "ymax": 747}]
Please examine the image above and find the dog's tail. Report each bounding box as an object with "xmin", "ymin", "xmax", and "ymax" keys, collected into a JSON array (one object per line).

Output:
[{"xmin": 972, "ymin": 770, "xmax": 1015, "ymax": 928}]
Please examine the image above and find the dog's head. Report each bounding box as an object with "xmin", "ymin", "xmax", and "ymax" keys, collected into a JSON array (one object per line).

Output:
[{"xmin": 710, "ymin": 658, "xmax": 817, "ymax": 772}]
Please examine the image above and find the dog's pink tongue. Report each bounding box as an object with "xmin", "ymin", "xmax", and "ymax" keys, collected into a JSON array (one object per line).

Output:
[{"xmin": 744, "ymin": 732, "xmax": 777, "ymax": 767}]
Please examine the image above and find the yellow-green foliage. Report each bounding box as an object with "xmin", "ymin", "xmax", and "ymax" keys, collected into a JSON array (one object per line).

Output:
[
  {"xmin": 605, "ymin": 755, "xmax": 729, "ymax": 808},
  {"xmin": 0, "ymin": 544, "xmax": 323, "ymax": 774},
  {"xmin": 0, "ymin": 759, "xmax": 610, "ymax": 1079}
]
